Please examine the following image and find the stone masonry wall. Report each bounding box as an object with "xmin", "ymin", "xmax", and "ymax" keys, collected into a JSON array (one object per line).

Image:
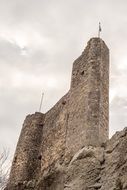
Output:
[
  {"xmin": 41, "ymin": 38, "xmax": 109, "ymax": 170},
  {"xmin": 99, "ymin": 42, "xmax": 109, "ymax": 143},
  {"xmin": 41, "ymin": 93, "xmax": 69, "ymax": 172},
  {"xmin": 7, "ymin": 113, "xmax": 44, "ymax": 189},
  {"xmin": 6, "ymin": 37, "xmax": 109, "ymax": 189},
  {"xmin": 66, "ymin": 38, "xmax": 109, "ymax": 155}
]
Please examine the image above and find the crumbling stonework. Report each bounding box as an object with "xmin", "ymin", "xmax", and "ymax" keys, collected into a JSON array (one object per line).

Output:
[
  {"xmin": 7, "ymin": 113, "xmax": 44, "ymax": 189},
  {"xmin": 6, "ymin": 37, "xmax": 111, "ymax": 190}
]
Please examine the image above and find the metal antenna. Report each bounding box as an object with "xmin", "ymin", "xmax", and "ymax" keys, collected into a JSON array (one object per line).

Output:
[
  {"xmin": 98, "ymin": 22, "xmax": 102, "ymax": 38},
  {"xmin": 39, "ymin": 92, "xmax": 44, "ymax": 112}
]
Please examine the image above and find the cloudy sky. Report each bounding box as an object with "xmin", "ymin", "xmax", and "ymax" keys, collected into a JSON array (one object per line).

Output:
[{"xmin": 0, "ymin": 0, "xmax": 127, "ymax": 158}]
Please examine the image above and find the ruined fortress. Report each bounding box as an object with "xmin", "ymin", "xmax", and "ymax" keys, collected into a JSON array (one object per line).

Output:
[{"xmin": 7, "ymin": 37, "xmax": 127, "ymax": 189}]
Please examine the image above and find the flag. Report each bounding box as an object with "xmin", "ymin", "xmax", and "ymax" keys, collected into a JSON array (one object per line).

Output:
[{"xmin": 99, "ymin": 22, "xmax": 102, "ymax": 32}]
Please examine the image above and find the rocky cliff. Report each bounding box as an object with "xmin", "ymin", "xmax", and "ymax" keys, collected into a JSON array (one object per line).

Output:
[
  {"xmin": 63, "ymin": 127, "xmax": 127, "ymax": 190},
  {"xmin": 36, "ymin": 127, "xmax": 127, "ymax": 190}
]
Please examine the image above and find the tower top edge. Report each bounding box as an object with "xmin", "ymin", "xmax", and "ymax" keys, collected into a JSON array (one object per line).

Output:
[{"xmin": 87, "ymin": 37, "xmax": 109, "ymax": 50}]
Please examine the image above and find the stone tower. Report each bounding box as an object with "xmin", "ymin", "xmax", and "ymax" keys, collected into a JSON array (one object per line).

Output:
[
  {"xmin": 6, "ymin": 37, "xmax": 109, "ymax": 190},
  {"xmin": 66, "ymin": 38, "xmax": 109, "ymax": 153}
]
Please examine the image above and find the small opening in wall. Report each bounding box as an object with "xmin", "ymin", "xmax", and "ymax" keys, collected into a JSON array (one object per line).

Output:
[
  {"xmin": 14, "ymin": 156, "xmax": 17, "ymax": 163},
  {"xmin": 81, "ymin": 71, "xmax": 84, "ymax": 75},
  {"xmin": 38, "ymin": 155, "xmax": 42, "ymax": 160},
  {"xmin": 40, "ymin": 124, "xmax": 44, "ymax": 127},
  {"xmin": 62, "ymin": 100, "xmax": 66, "ymax": 105}
]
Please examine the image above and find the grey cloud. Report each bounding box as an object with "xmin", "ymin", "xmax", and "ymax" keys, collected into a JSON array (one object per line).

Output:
[{"xmin": 0, "ymin": 0, "xmax": 127, "ymax": 157}]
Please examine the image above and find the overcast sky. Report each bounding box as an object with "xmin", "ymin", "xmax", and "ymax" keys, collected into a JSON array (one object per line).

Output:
[{"xmin": 0, "ymin": 0, "xmax": 127, "ymax": 158}]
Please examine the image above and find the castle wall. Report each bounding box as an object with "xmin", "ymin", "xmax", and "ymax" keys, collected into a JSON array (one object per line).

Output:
[
  {"xmin": 99, "ymin": 41, "xmax": 109, "ymax": 144},
  {"xmin": 6, "ymin": 37, "xmax": 109, "ymax": 189},
  {"xmin": 39, "ymin": 38, "xmax": 109, "ymax": 171},
  {"xmin": 41, "ymin": 94, "xmax": 69, "ymax": 172},
  {"xmin": 66, "ymin": 38, "xmax": 109, "ymax": 154},
  {"xmin": 7, "ymin": 113, "xmax": 44, "ymax": 188},
  {"xmin": 38, "ymin": 39, "xmax": 109, "ymax": 182},
  {"xmin": 66, "ymin": 83, "xmax": 89, "ymax": 154}
]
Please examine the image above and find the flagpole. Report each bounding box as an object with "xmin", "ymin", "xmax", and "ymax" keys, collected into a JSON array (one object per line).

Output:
[
  {"xmin": 98, "ymin": 29, "xmax": 100, "ymax": 38},
  {"xmin": 98, "ymin": 22, "xmax": 102, "ymax": 38},
  {"xmin": 39, "ymin": 92, "xmax": 44, "ymax": 112}
]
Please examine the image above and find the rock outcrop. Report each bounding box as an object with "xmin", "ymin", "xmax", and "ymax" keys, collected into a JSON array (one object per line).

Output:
[{"xmin": 64, "ymin": 127, "xmax": 127, "ymax": 190}]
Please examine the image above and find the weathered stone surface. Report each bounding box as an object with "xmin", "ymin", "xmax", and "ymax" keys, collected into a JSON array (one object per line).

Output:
[
  {"xmin": 6, "ymin": 37, "xmax": 111, "ymax": 189},
  {"xmin": 6, "ymin": 112, "xmax": 44, "ymax": 189},
  {"xmin": 35, "ymin": 127, "xmax": 127, "ymax": 190},
  {"xmin": 66, "ymin": 127, "xmax": 127, "ymax": 190},
  {"xmin": 29, "ymin": 128, "xmax": 127, "ymax": 190},
  {"xmin": 99, "ymin": 127, "xmax": 127, "ymax": 190}
]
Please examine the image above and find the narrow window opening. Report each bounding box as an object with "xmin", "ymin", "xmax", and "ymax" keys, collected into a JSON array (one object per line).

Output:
[
  {"xmin": 38, "ymin": 155, "xmax": 42, "ymax": 160},
  {"xmin": 62, "ymin": 100, "xmax": 66, "ymax": 105},
  {"xmin": 81, "ymin": 71, "xmax": 84, "ymax": 75}
]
